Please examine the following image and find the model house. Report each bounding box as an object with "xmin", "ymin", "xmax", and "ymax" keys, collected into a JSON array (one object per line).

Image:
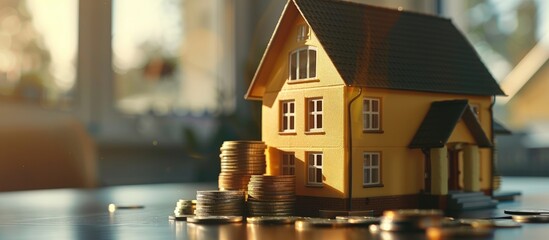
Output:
[{"xmin": 245, "ymin": 0, "xmax": 505, "ymax": 216}]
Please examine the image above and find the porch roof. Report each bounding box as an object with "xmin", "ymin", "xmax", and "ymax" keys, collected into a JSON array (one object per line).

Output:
[{"xmin": 409, "ymin": 100, "xmax": 492, "ymax": 149}]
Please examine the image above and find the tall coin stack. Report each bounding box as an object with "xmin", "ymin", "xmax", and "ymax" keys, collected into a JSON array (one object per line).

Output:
[
  {"xmin": 218, "ymin": 141, "xmax": 267, "ymax": 191},
  {"xmin": 247, "ymin": 175, "xmax": 296, "ymax": 216},
  {"xmin": 195, "ymin": 190, "xmax": 245, "ymax": 217}
]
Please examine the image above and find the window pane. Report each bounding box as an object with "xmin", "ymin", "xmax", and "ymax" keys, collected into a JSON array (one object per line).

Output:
[
  {"xmin": 0, "ymin": 0, "xmax": 77, "ymax": 108},
  {"xmin": 317, "ymin": 155, "xmax": 322, "ymax": 165},
  {"xmin": 309, "ymin": 49, "xmax": 316, "ymax": 78},
  {"xmin": 372, "ymin": 114, "xmax": 379, "ymax": 129},
  {"xmin": 372, "ymin": 156, "xmax": 378, "ymax": 166},
  {"xmin": 372, "ymin": 100, "xmax": 379, "ymax": 112},
  {"xmin": 290, "ymin": 168, "xmax": 294, "ymax": 175},
  {"xmin": 365, "ymin": 116, "xmax": 371, "ymax": 129},
  {"xmin": 365, "ymin": 169, "xmax": 370, "ymax": 183},
  {"xmin": 283, "ymin": 102, "xmax": 288, "ymax": 113},
  {"xmin": 289, "ymin": 116, "xmax": 294, "ymax": 129},
  {"xmin": 289, "ymin": 156, "xmax": 294, "ymax": 165},
  {"xmin": 289, "ymin": 102, "xmax": 294, "ymax": 113},
  {"xmin": 283, "ymin": 157, "xmax": 288, "ymax": 165},
  {"xmin": 365, "ymin": 155, "xmax": 371, "ymax": 166},
  {"xmin": 317, "ymin": 99, "xmax": 322, "ymax": 111},
  {"xmin": 372, "ymin": 169, "xmax": 379, "ymax": 183},
  {"xmin": 317, "ymin": 114, "xmax": 322, "ymax": 128},
  {"xmin": 364, "ymin": 99, "xmax": 370, "ymax": 112},
  {"xmin": 283, "ymin": 168, "xmax": 288, "ymax": 175},
  {"xmin": 290, "ymin": 52, "xmax": 297, "ymax": 80},
  {"xmin": 299, "ymin": 49, "xmax": 307, "ymax": 78},
  {"xmin": 308, "ymin": 168, "xmax": 314, "ymax": 182},
  {"xmin": 316, "ymin": 169, "xmax": 322, "ymax": 183}
]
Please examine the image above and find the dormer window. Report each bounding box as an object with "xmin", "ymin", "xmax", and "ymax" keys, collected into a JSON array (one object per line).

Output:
[
  {"xmin": 297, "ymin": 24, "xmax": 309, "ymax": 41},
  {"xmin": 289, "ymin": 47, "xmax": 317, "ymax": 81}
]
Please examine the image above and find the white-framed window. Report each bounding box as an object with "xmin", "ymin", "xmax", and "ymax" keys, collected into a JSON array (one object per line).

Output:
[
  {"xmin": 363, "ymin": 152, "xmax": 381, "ymax": 186},
  {"xmin": 307, "ymin": 98, "xmax": 323, "ymax": 132},
  {"xmin": 307, "ymin": 152, "xmax": 323, "ymax": 185},
  {"xmin": 297, "ymin": 24, "xmax": 309, "ymax": 41},
  {"xmin": 282, "ymin": 152, "xmax": 295, "ymax": 175},
  {"xmin": 280, "ymin": 100, "xmax": 295, "ymax": 132},
  {"xmin": 289, "ymin": 47, "xmax": 317, "ymax": 80},
  {"xmin": 363, "ymin": 98, "xmax": 381, "ymax": 131}
]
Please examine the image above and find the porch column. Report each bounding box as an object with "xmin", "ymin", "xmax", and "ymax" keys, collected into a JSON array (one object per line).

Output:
[
  {"xmin": 430, "ymin": 147, "xmax": 448, "ymax": 195},
  {"xmin": 463, "ymin": 145, "xmax": 480, "ymax": 191}
]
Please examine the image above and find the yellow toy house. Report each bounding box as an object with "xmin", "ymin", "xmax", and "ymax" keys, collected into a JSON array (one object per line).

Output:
[{"xmin": 245, "ymin": 0, "xmax": 505, "ymax": 216}]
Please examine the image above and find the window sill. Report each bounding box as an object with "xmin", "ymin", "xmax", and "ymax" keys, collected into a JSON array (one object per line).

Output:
[
  {"xmin": 287, "ymin": 78, "xmax": 319, "ymax": 84},
  {"xmin": 363, "ymin": 183, "xmax": 384, "ymax": 188},
  {"xmin": 306, "ymin": 184, "xmax": 323, "ymax": 188},
  {"xmin": 305, "ymin": 131, "xmax": 325, "ymax": 135},
  {"xmin": 363, "ymin": 130, "xmax": 384, "ymax": 134},
  {"xmin": 279, "ymin": 131, "xmax": 297, "ymax": 135}
]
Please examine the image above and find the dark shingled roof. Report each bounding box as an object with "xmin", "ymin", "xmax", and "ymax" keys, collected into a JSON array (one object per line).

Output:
[
  {"xmin": 409, "ymin": 100, "xmax": 492, "ymax": 148},
  {"xmin": 295, "ymin": 0, "xmax": 505, "ymax": 96}
]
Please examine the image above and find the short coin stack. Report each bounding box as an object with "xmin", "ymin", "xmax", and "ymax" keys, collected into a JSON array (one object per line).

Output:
[
  {"xmin": 195, "ymin": 190, "xmax": 245, "ymax": 217},
  {"xmin": 173, "ymin": 199, "xmax": 195, "ymax": 216},
  {"xmin": 247, "ymin": 175, "xmax": 296, "ymax": 216},
  {"xmin": 218, "ymin": 141, "xmax": 267, "ymax": 191}
]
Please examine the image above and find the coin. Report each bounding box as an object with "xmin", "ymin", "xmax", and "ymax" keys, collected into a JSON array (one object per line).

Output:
[
  {"xmin": 379, "ymin": 209, "xmax": 443, "ymax": 232},
  {"xmin": 459, "ymin": 219, "xmax": 522, "ymax": 228},
  {"xmin": 504, "ymin": 209, "xmax": 549, "ymax": 215},
  {"xmin": 335, "ymin": 216, "xmax": 380, "ymax": 224},
  {"xmin": 295, "ymin": 218, "xmax": 373, "ymax": 229},
  {"xmin": 512, "ymin": 214, "xmax": 549, "ymax": 223},
  {"xmin": 186, "ymin": 216, "xmax": 243, "ymax": 224},
  {"xmin": 247, "ymin": 216, "xmax": 304, "ymax": 224},
  {"xmin": 426, "ymin": 226, "xmax": 494, "ymax": 238}
]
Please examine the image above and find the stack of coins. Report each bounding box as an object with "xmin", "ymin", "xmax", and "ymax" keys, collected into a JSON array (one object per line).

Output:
[
  {"xmin": 247, "ymin": 175, "xmax": 296, "ymax": 216},
  {"xmin": 377, "ymin": 209, "xmax": 443, "ymax": 232},
  {"xmin": 218, "ymin": 141, "xmax": 267, "ymax": 191},
  {"xmin": 173, "ymin": 199, "xmax": 195, "ymax": 216},
  {"xmin": 195, "ymin": 190, "xmax": 245, "ymax": 217}
]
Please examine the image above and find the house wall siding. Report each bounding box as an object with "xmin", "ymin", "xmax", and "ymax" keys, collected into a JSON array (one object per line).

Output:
[{"xmin": 346, "ymin": 87, "xmax": 494, "ymax": 197}]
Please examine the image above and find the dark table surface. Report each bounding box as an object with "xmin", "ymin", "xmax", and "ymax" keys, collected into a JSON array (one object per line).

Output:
[{"xmin": 0, "ymin": 177, "xmax": 548, "ymax": 240}]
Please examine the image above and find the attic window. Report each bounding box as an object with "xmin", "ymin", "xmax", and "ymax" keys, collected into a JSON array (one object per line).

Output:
[
  {"xmin": 297, "ymin": 24, "xmax": 309, "ymax": 41},
  {"xmin": 289, "ymin": 47, "xmax": 317, "ymax": 81}
]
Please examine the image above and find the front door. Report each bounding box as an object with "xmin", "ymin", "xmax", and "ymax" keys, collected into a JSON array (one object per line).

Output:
[{"xmin": 448, "ymin": 149, "xmax": 460, "ymax": 191}]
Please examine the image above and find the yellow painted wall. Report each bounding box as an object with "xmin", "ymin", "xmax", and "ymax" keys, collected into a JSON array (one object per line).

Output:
[
  {"xmin": 261, "ymin": 14, "xmax": 347, "ymax": 198},
  {"xmin": 347, "ymin": 87, "xmax": 494, "ymax": 198}
]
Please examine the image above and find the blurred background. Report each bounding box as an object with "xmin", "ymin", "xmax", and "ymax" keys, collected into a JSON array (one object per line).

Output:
[{"xmin": 0, "ymin": 0, "xmax": 546, "ymax": 191}]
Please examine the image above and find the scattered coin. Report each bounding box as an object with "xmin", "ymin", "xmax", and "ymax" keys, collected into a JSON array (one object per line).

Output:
[
  {"xmin": 426, "ymin": 226, "xmax": 494, "ymax": 239},
  {"xmin": 335, "ymin": 216, "xmax": 380, "ymax": 224},
  {"xmin": 504, "ymin": 209, "xmax": 549, "ymax": 215},
  {"xmin": 459, "ymin": 219, "xmax": 522, "ymax": 228},
  {"xmin": 512, "ymin": 214, "xmax": 549, "ymax": 223},
  {"xmin": 379, "ymin": 209, "xmax": 443, "ymax": 232},
  {"xmin": 247, "ymin": 216, "xmax": 305, "ymax": 224},
  {"xmin": 295, "ymin": 218, "xmax": 375, "ymax": 229},
  {"xmin": 186, "ymin": 216, "xmax": 243, "ymax": 224}
]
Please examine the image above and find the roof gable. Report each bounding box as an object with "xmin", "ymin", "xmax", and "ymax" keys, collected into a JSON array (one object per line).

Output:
[
  {"xmin": 409, "ymin": 100, "xmax": 492, "ymax": 149},
  {"xmin": 294, "ymin": 0, "xmax": 504, "ymax": 96}
]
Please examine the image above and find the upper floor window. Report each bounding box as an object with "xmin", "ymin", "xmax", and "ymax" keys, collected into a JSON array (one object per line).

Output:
[
  {"xmin": 363, "ymin": 97, "xmax": 381, "ymax": 131},
  {"xmin": 307, "ymin": 98, "xmax": 323, "ymax": 132},
  {"xmin": 282, "ymin": 152, "xmax": 295, "ymax": 175},
  {"xmin": 280, "ymin": 100, "xmax": 295, "ymax": 133},
  {"xmin": 297, "ymin": 24, "xmax": 309, "ymax": 41},
  {"xmin": 363, "ymin": 152, "xmax": 381, "ymax": 186},
  {"xmin": 289, "ymin": 47, "xmax": 316, "ymax": 81}
]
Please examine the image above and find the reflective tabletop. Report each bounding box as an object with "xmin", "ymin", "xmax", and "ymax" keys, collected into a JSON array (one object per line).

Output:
[{"xmin": 1, "ymin": 177, "xmax": 548, "ymax": 240}]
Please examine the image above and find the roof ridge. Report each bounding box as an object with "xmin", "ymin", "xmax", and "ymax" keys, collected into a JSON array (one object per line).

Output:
[{"xmin": 296, "ymin": 0, "xmax": 450, "ymax": 22}]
